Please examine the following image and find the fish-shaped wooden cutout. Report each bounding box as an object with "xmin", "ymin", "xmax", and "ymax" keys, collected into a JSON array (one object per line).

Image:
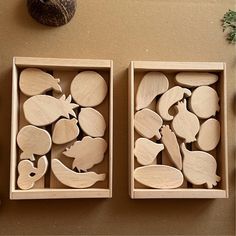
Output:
[
  {"xmin": 19, "ymin": 68, "xmax": 62, "ymax": 96},
  {"xmin": 23, "ymin": 95, "xmax": 79, "ymax": 126},
  {"xmin": 136, "ymin": 72, "xmax": 169, "ymax": 110}
]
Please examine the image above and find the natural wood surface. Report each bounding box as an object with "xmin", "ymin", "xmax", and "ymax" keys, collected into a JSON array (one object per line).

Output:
[
  {"xmin": 51, "ymin": 159, "xmax": 106, "ymax": 188},
  {"xmin": 52, "ymin": 118, "xmax": 79, "ymax": 144},
  {"xmin": 23, "ymin": 94, "xmax": 78, "ymax": 126},
  {"xmin": 190, "ymin": 86, "xmax": 220, "ymax": 119},
  {"xmin": 19, "ymin": 68, "xmax": 62, "ymax": 96},
  {"xmin": 160, "ymin": 125, "xmax": 182, "ymax": 170},
  {"xmin": 134, "ymin": 165, "xmax": 184, "ymax": 189},
  {"xmin": 134, "ymin": 108, "xmax": 163, "ymax": 139},
  {"xmin": 136, "ymin": 72, "xmax": 169, "ymax": 110},
  {"xmin": 196, "ymin": 118, "xmax": 220, "ymax": 151},
  {"xmin": 63, "ymin": 136, "xmax": 107, "ymax": 171},
  {"xmin": 78, "ymin": 108, "xmax": 106, "ymax": 137},
  {"xmin": 17, "ymin": 125, "xmax": 52, "ymax": 161},
  {"xmin": 181, "ymin": 143, "xmax": 221, "ymax": 188},
  {"xmin": 156, "ymin": 86, "xmax": 191, "ymax": 121},
  {"xmin": 17, "ymin": 156, "xmax": 48, "ymax": 190},
  {"xmin": 70, "ymin": 71, "xmax": 108, "ymax": 107},
  {"xmin": 134, "ymin": 138, "xmax": 164, "ymax": 165},
  {"xmin": 175, "ymin": 72, "xmax": 218, "ymax": 87},
  {"xmin": 171, "ymin": 99, "xmax": 200, "ymax": 143}
]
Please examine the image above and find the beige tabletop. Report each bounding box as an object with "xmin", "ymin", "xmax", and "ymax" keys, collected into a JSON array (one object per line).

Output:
[{"xmin": 0, "ymin": 0, "xmax": 235, "ymax": 235}]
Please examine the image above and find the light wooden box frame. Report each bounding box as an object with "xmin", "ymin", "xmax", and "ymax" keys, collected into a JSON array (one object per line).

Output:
[
  {"xmin": 128, "ymin": 61, "xmax": 228, "ymax": 199},
  {"xmin": 10, "ymin": 57, "xmax": 113, "ymax": 200}
]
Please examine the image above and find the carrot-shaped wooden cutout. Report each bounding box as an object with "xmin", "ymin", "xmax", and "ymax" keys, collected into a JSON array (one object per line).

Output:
[
  {"xmin": 51, "ymin": 159, "xmax": 106, "ymax": 188},
  {"xmin": 20, "ymin": 68, "xmax": 62, "ymax": 96},
  {"xmin": 17, "ymin": 125, "xmax": 52, "ymax": 161},
  {"xmin": 181, "ymin": 143, "xmax": 221, "ymax": 188},
  {"xmin": 171, "ymin": 99, "xmax": 200, "ymax": 143},
  {"xmin": 63, "ymin": 136, "xmax": 107, "ymax": 171},
  {"xmin": 156, "ymin": 86, "xmax": 191, "ymax": 121},
  {"xmin": 17, "ymin": 156, "xmax": 48, "ymax": 190},
  {"xmin": 160, "ymin": 125, "xmax": 182, "ymax": 170},
  {"xmin": 134, "ymin": 165, "xmax": 184, "ymax": 189},
  {"xmin": 52, "ymin": 118, "xmax": 80, "ymax": 144},
  {"xmin": 23, "ymin": 95, "xmax": 79, "ymax": 126},
  {"xmin": 136, "ymin": 72, "xmax": 169, "ymax": 110}
]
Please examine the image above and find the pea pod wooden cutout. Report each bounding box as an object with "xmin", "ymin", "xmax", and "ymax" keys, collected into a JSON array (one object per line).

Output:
[
  {"xmin": 19, "ymin": 68, "xmax": 62, "ymax": 96},
  {"xmin": 171, "ymin": 100, "xmax": 200, "ymax": 143},
  {"xmin": 51, "ymin": 159, "xmax": 106, "ymax": 188},
  {"xmin": 160, "ymin": 125, "xmax": 182, "ymax": 170},
  {"xmin": 17, "ymin": 156, "xmax": 48, "ymax": 190},
  {"xmin": 175, "ymin": 72, "xmax": 218, "ymax": 87},
  {"xmin": 134, "ymin": 165, "xmax": 184, "ymax": 189},
  {"xmin": 196, "ymin": 118, "xmax": 220, "ymax": 151},
  {"xmin": 181, "ymin": 143, "xmax": 221, "ymax": 188},
  {"xmin": 17, "ymin": 125, "xmax": 52, "ymax": 161},
  {"xmin": 134, "ymin": 108, "xmax": 163, "ymax": 139},
  {"xmin": 156, "ymin": 86, "xmax": 191, "ymax": 121},
  {"xmin": 71, "ymin": 71, "xmax": 108, "ymax": 107},
  {"xmin": 63, "ymin": 136, "xmax": 107, "ymax": 171},
  {"xmin": 52, "ymin": 118, "xmax": 80, "ymax": 144},
  {"xmin": 23, "ymin": 95, "xmax": 79, "ymax": 126},
  {"xmin": 134, "ymin": 138, "xmax": 164, "ymax": 165},
  {"xmin": 78, "ymin": 108, "xmax": 106, "ymax": 137},
  {"xmin": 136, "ymin": 72, "xmax": 169, "ymax": 110},
  {"xmin": 190, "ymin": 86, "xmax": 220, "ymax": 119}
]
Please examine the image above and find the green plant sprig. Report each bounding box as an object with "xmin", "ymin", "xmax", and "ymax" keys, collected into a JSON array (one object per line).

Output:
[{"xmin": 222, "ymin": 9, "xmax": 236, "ymax": 43}]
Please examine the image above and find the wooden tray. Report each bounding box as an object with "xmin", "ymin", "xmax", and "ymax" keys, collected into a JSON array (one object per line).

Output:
[
  {"xmin": 128, "ymin": 61, "xmax": 228, "ymax": 199},
  {"xmin": 10, "ymin": 57, "xmax": 113, "ymax": 199}
]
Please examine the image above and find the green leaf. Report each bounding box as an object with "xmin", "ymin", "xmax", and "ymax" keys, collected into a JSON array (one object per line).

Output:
[{"xmin": 222, "ymin": 9, "xmax": 236, "ymax": 43}]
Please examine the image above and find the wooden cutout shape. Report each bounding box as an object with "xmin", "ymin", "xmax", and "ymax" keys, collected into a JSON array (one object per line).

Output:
[
  {"xmin": 134, "ymin": 108, "xmax": 163, "ymax": 139},
  {"xmin": 190, "ymin": 86, "xmax": 220, "ymax": 119},
  {"xmin": 17, "ymin": 156, "xmax": 48, "ymax": 190},
  {"xmin": 19, "ymin": 68, "xmax": 62, "ymax": 96},
  {"xmin": 160, "ymin": 125, "xmax": 182, "ymax": 170},
  {"xmin": 181, "ymin": 143, "xmax": 221, "ymax": 188},
  {"xmin": 52, "ymin": 118, "xmax": 80, "ymax": 144},
  {"xmin": 63, "ymin": 136, "xmax": 107, "ymax": 171},
  {"xmin": 136, "ymin": 72, "xmax": 169, "ymax": 110},
  {"xmin": 175, "ymin": 72, "xmax": 218, "ymax": 88},
  {"xmin": 134, "ymin": 165, "xmax": 184, "ymax": 189},
  {"xmin": 51, "ymin": 159, "xmax": 106, "ymax": 188},
  {"xmin": 156, "ymin": 86, "xmax": 191, "ymax": 121},
  {"xmin": 171, "ymin": 99, "xmax": 200, "ymax": 143},
  {"xmin": 24, "ymin": 94, "xmax": 79, "ymax": 126},
  {"xmin": 17, "ymin": 125, "xmax": 52, "ymax": 161},
  {"xmin": 196, "ymin": 118, "xmax": 220, "ymax": 151},
  {"xmin": 70, "ymin": 71, "xmax": 108, "ymax": 107},
  {"xmin": 78, "ymin": 108, "xmax": 106, "ymax": 137},
  {"xmin": 134, "ymin": 138, "xmax": 164, "ymax": 165}
]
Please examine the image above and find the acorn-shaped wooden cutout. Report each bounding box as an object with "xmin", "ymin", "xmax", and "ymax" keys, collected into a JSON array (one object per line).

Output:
[
  {"xmin": 27, "ymin": 0, "xmax": 77, "ymax": 27},
  {"xmin": 172, "ymin": 99, "xmax": 200, "ymax": 143}
]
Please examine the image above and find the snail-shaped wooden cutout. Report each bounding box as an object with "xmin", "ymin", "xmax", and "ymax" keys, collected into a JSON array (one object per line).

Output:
[
  {"xmin": 171, "ymin": 99, "xmax": 200, "ymax": 143},
  {"xmin": 181, "ymin": 143, "xmax": 221, "ymax": 188},
  {"xmin": 17, "ymin": 156, "xmax": 48, "ymax": 190},
  {"xmin": 27, "ymin": 0, "xmax": 77, "ymax": 27}
]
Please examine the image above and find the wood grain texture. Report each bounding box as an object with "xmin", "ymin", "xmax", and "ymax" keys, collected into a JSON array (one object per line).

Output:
[
  {"xmin": 51, "ymin": 159, "xmax": 106, "ymax": 188},
  {"xmin": 134, "ymin": 108, "xmax": 163, "ymax": 139},
  {"xmin": 156, "ymin": 86, "xmax": 191, "ymax": 121},
  {"xmin": 136, "ymin": 72, "xmax": 169, "ymax": 110},
  {"xmin": 19, "ymin": 68, "xmax": 62, "ymax": 96},
  {"xmin": 78, "ymin": 108, "xmax": 106, "ymax": 137},
  {"xmin": 71, "ymin": 71, "xmax": 108, "ymax": 107},
  {"xmin": 52, "ymin": 118, "xmax": 79, "ymax": 144},
  {"xmin": 134, "ymin": 165, "xmax": 184, "ymax": 189},
  {"xmin": 17, "ymin": 125, "xmax": 52, "ymax": 161},
  {"xmin": 190, "ymin": 86, "xmax": 220, "ymax": 119},
  {"xmin": 175, "ymin": 72, "xmax": 218, "ymax": 87},
  {"xmin": 134, "ymin": 138, "xmax": 164, "ymax": 165}
]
